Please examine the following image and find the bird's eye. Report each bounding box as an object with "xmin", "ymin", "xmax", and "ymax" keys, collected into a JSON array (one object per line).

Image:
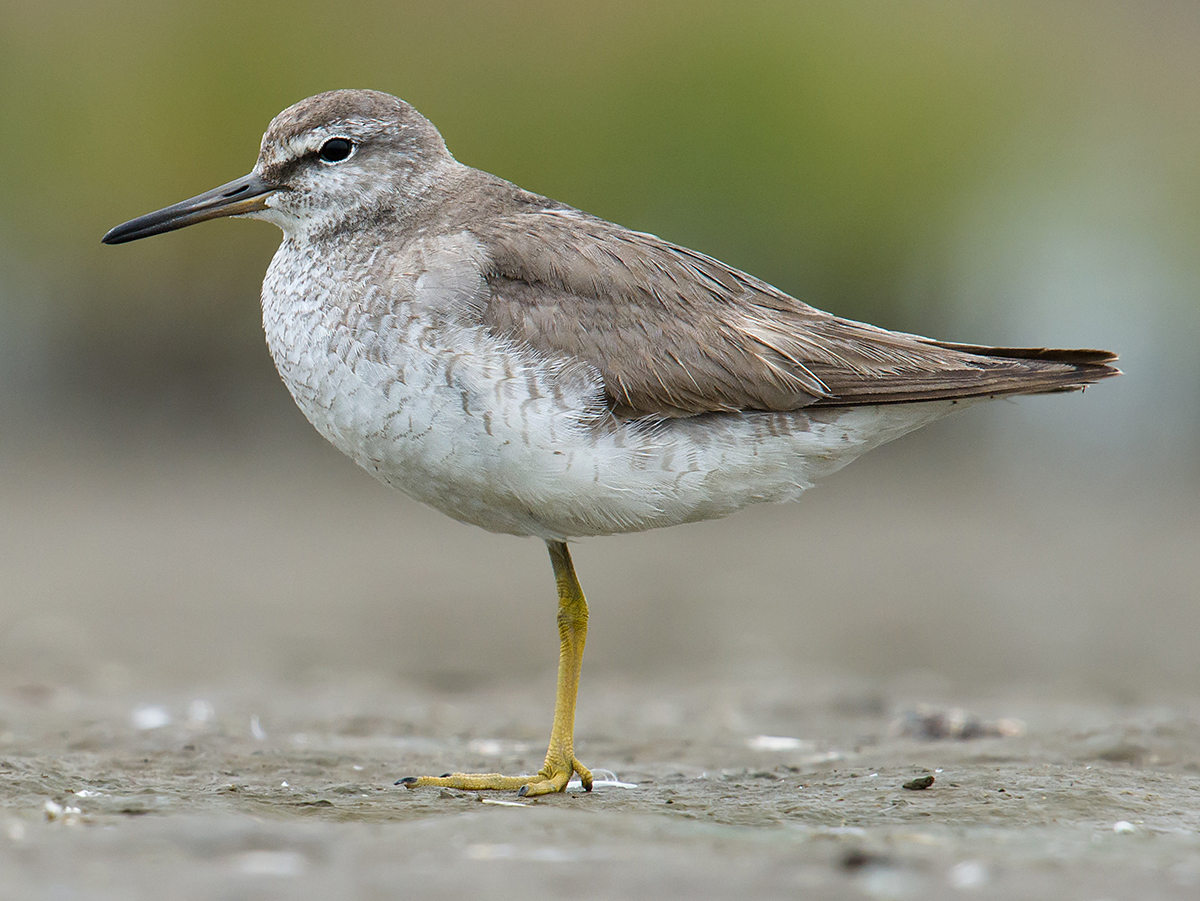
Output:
[{"xmin": 318, "ymin": 138, "xmax": 354, "ymax": 163}]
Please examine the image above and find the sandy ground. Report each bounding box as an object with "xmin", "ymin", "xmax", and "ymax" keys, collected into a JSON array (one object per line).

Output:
[{"xmin": 1, "ymin": 415, "xmax": 1198, "ymax": 899}]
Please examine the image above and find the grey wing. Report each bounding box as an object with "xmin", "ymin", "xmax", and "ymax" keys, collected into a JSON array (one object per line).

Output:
[{"xmin": 475, "ymin": 209, "xmax": 1118, "ymax": 419}]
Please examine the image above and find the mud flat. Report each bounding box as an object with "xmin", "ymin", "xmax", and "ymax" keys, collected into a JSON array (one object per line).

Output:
[{"xmin": 1, "ymin": 437, "xmax": 1197, "ymax": 898}]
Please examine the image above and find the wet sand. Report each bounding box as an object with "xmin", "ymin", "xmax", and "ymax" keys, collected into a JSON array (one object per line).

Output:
[{"xmin": 1, "ymin": 421, "xmax": 1198, "ymax": 898}]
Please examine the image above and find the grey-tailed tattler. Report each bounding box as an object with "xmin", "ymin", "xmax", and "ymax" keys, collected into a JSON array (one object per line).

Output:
[{"xmin": 104, "ymin": 90, "xmax": 1118, "ymax": 796}]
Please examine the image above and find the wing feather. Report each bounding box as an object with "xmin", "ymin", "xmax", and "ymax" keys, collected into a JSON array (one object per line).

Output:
[{"xmin": 471, "ymin": 207, "xmax": 1117, "ymax": 418}]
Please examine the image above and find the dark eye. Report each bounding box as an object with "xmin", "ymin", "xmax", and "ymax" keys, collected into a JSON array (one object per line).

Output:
[{"xmin": 318, "ymin": 138, "xmax": 354, "ymax": 163}]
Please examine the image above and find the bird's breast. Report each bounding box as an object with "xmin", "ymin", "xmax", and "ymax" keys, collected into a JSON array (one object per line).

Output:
[{"xmin": 258, "ymin": 240, "xmax": 629, "ymax": 536}]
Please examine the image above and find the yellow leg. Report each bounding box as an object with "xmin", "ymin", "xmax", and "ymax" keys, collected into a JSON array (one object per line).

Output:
[{"xmin": 398, "ymin": 540, "xmax": 593, "ymax": 797}]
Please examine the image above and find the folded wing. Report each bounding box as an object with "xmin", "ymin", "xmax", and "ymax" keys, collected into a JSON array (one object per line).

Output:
[{"xmin": 475, "ymin": 208, "xmax": 1118, "ymax": 419}]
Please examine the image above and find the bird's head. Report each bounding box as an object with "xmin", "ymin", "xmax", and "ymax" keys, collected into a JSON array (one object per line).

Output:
[{"xmin": 103, "ymin": 90, "xmax": 453, "ymax": 245}]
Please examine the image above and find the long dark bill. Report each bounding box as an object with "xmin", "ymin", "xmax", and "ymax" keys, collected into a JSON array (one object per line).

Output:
[{"xmin": 102, "ymin": 173, "xmax": 276, "ymax": 245}]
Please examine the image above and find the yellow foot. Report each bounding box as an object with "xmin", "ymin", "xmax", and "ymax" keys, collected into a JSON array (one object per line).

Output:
[
  {"xmin": 401, "ymin": 542, "xmax": 594, "ymax": 799},
  {"xmin": 396, "ymin": 756, "xmax": 593, "ymax": 797}
]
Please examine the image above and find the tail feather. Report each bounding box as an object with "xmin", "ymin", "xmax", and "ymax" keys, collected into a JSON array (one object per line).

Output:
[
  {"xmin": 929, "ymin": 342, "xmax": 1118, "ymax": 367},
  {"xmin": 810, "ymin": 342, "xmax": 1120, "ymax": 407}
]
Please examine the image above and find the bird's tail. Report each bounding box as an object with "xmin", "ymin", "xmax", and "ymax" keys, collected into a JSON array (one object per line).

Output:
[{"xmin": 810, "ymin": 343, "xmax": 1120, "ymax": 406}]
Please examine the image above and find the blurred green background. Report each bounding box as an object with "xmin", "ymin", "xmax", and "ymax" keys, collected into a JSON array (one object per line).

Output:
[
  {"xmin": 0, "ymin": 1, "xmax": 1197, "ymax": 696},
  {"xmin": 3, "ymin": 0, "xmax": 1194, "ymax": 457}
]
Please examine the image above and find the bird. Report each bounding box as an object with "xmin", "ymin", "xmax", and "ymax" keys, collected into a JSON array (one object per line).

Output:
[{"xmin": 103, "ymin": 89, "xmax": 1118, "ymax": 797}]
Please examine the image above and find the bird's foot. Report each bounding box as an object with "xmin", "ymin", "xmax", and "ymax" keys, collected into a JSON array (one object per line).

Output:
[{"xmin": 397, "ymin": 754, "xmax": 592, "ymax": 797}]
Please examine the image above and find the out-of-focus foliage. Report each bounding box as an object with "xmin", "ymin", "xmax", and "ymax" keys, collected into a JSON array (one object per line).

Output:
[{"xmin": 1, "ymin": 0, "xmax": 1196, "ymax": 456}]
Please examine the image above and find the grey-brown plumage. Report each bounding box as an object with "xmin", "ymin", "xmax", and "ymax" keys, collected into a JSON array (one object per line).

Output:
[
  {"xmin": 102, "ymin": 88, "xmax": 1119, "ymax": 539},
  {"xmin": 476, "ymin": 211, "xmax": 1117, "ymax": 417}
]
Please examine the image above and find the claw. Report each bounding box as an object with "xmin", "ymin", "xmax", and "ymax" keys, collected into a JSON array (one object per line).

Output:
[{"xmin": 574, "ymin": 757, "xmax": 594, "ymax": 792}]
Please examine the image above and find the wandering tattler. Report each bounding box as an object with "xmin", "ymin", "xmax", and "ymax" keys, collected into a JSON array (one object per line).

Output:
[{"xmin": 103, "ymin": 90, "xmax": 1118, "ymax": 796}]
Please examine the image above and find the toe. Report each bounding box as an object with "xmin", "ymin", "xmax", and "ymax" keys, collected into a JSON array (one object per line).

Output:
[
  {"xmin": 518, "ymin": 775, "xmax": 567, "ymax": 797},
  {"xmin": 573, "ymin": 758, "xmax": 594, "ymax": 791}
]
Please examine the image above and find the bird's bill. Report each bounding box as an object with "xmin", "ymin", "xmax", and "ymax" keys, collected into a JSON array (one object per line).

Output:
[{"xmin": 102, "ymin": 173, "xmax": 276, "ymax": 245}]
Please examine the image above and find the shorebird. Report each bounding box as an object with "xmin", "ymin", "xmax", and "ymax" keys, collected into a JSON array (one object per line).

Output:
[{"xmin": 104, "ymin": 90, "xmax": 1118, "ymax": 796}]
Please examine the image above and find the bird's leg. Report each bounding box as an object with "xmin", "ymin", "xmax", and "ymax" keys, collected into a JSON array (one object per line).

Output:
[
  {"xmin": 398, "ymin": 539, "xmax": 593, "ymax": 796},
  {"xmin": 534, "ymin": 539, "xmax": 594, "ymax": 793}
]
